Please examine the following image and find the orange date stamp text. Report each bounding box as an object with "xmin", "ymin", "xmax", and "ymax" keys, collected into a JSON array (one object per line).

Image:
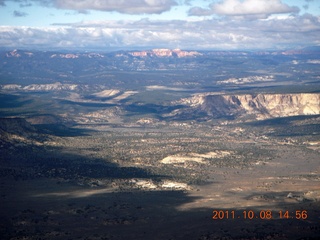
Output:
[{"xmin": 212, "ymin": 210, "xmax": 308, "ymax": 220}]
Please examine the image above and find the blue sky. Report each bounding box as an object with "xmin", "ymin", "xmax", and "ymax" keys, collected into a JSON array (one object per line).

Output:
[{"xmin": 0, "ymin": 0, "xmax": 319, "ymax": 50}]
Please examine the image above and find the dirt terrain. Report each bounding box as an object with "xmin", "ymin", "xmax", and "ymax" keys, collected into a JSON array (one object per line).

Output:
[
  {"xmin": 1, "ymin": 118, "xmax": 319, "ymax": 240},
  {"xmin": 1, "ymin": 47, "xmax": 320, "ymax": 239}
]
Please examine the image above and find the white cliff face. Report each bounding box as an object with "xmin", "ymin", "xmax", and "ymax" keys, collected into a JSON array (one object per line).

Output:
[
  {"xmin": 180, "ymin": 93, "xmax": 320, "ymax": 120},
  {"xmin": 23, "ymin": 83, "xmax": 79, "ymax": 91},
  {"xmin": 237, "ymin": 94, "xmax": 320, "ymax": 119},
  {"xmin": 0, "ymin": 82, "xmax": 79, "ymax": 91}
]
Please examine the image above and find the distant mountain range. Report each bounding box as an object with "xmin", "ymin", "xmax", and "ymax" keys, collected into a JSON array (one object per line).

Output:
[
  {"xmin": 3, "ymin": 47, "xmax": 320, "ymax": 60},
  {"xmin": 1, "ymin": 46, "xmax": 320, "ymax": 91},
  {"xmin": 0, "ymin": 47, "xmax": 319, "ymax": 126}
]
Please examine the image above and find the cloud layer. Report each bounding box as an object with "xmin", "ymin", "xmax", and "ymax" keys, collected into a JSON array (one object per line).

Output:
[
  {"xmin": 2, "ymin": 0, "xmax": 178, "ymax": 14},
  {"xmin": 0, "ymin": 0, "xmax": 319, "ymax": 50},
  {"xmin": 56, "ymin": 0, "xmax": 177, "ymax": 14},
  {"xmin": 1, "ymin": 14, "xmax": 319, "ymax": 50},
  {"xmin": 189, "ymin": 0, "xmax": 299, "ymax": 19}
]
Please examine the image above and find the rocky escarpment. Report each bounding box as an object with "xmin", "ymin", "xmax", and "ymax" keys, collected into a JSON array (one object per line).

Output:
[{"xmin": 176, "ymin": 93, "xmax": 320, "ymax": 120}]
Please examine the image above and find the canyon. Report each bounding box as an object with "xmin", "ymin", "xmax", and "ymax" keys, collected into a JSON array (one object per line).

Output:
[{"xmin": 1, "ymin": 48, "xmax": 319, "ymax": 239}]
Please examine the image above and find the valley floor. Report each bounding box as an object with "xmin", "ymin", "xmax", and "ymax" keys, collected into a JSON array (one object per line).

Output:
[{"xmin": 1, "ymin": 119, "xmax": 320, "ymax": 239}]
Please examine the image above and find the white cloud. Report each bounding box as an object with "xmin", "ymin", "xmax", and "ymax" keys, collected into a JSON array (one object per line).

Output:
[
  {"xmin": 188, "ymin": 6, "xmax": 213, "ymax": 16},
  {"xmin": 213, "ymin": 0, "xmax": 299, "ymax": 15},
  {"xmin": 189, "ymin": 0, "xmax": 300, "ymax": 19},
  {"xmin": 5, "ymin": 0, "xmax": 178, "ymax": 14},
  {"xmin": 0, "ymin": 14, "xmax": 319, "ymax": 50},
  {"xmin": 56, "ymin": 0, "xmax": 177, "ymax": 14}
]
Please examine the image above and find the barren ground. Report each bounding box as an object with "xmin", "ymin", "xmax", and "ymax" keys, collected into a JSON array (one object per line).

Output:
[{"xmin": 1, "ymin": 120, "xmax": 320, "ymax": 240}]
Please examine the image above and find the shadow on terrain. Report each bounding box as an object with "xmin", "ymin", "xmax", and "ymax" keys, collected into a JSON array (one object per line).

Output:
[
  {"xmin": 1, "ymin": 171, "xmax": 320, "ymax": 240},
  {"xmin": 1, "ymin": 141, "xmax": 209, "ymax": 240},
  {"xmin": 0, "ymin": 117, "xmax": 93, "ymax": 139},
  {"xmin": 247, "ymin": 115, "xmax": 320, "ymax": 127},
  {"xmin": 271, "ymin": 124, "xmax": 320, "ymax": 137},
  {"xmin": 35, "ymin": 123, "xmax": 95, "ymax": 137},
  {"xmin": 0, "ymin": 94, "xmax": 33, "ymax": 110},
  {"xmin": 1, "ymin": 127, "xmax": 319, "ymax": 239},
  {"xmin": 0, "ymin": 142, "xmax": 164, "ymax": 180},
  {"xmin": 246, "ymin": 115, "xmax": 320, "ymax": 137},
  {"xmin": 59, "ymin": 99, "xmax": 117, "ymax": 108},
  {"xmin": 0, "ymin": 117, "xmax": 163, "ymax": 181},
  {"xmin": 124, "ymin": 103, "xmax": 184, "ymax": 116}
]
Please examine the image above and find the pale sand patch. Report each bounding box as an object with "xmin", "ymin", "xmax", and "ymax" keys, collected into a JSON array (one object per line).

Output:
[
  {"xmin": 304, "ymin": 190, "xmax": 320, "ymax": 201},
  {"xmin": 133, "ymin": 179, "xmax": 158, "ymax": 189},
  {"xmin": 161, "ymin": 150, "xmax": 233, "ymax": 164},
  {"xmin": 146, "ymin": 85, "xmax": 186, "ymax": 91},
  {"xmin": 161, "ymin": 181, "xmax": 190, "ymax": 190},
  {"xmin": 305, "ymin": 141, "xmax": 320, "ymax": 146},
  {"xmin": 93, "ymin": 89, "xmax": 120, "ymax": 98},
  {"xmin": 304, "ymin": 141, "xmax": 320, "ymax": 151},
  {"xmin": 111, "ymin": 91, "xmax": 138, "ymax": 101},
  {"xmin": 128, "ymin": 179, "xmax": 190, "ymax": 190},
  {"xmin": 161, "ymin": 156, "xmax": 205, "ymax": 164}
]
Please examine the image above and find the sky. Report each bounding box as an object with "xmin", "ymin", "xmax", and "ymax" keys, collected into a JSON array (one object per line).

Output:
[{"xmin": 0, "ymin": 0, "xmax": 319, "ymax": 51}]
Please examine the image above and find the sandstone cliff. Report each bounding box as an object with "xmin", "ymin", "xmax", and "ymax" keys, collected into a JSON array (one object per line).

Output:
[{"xmin": 178, "ymin": 93, "xmax": 320, "ymax": 120}]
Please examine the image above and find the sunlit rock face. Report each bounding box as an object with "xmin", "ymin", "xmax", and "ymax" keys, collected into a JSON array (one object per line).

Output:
[
  {"xmin": 180, "ymin": 93, "xmax": 320, "ymax": 120},
  {"xmin": 0, "ymin": 83, "xmax": 79, "ymax": 91}
]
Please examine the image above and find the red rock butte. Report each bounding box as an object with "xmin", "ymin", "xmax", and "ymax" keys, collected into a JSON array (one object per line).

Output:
[{"xmin": 129, "ymin": 48, "xmax": 202, "ymax": 57}]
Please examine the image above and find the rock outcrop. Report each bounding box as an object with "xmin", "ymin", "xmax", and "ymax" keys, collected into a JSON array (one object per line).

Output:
[
  {"xmin": 0, "ymin": 82, "xmax": 79, "ymax": 91},
  {"xmin": 129, "ymin": 49, "xmax": 202, "ymax": 58},
  {"xmin": 177, "ymin": 93, "xmax": 320, "ymax": 120}
]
